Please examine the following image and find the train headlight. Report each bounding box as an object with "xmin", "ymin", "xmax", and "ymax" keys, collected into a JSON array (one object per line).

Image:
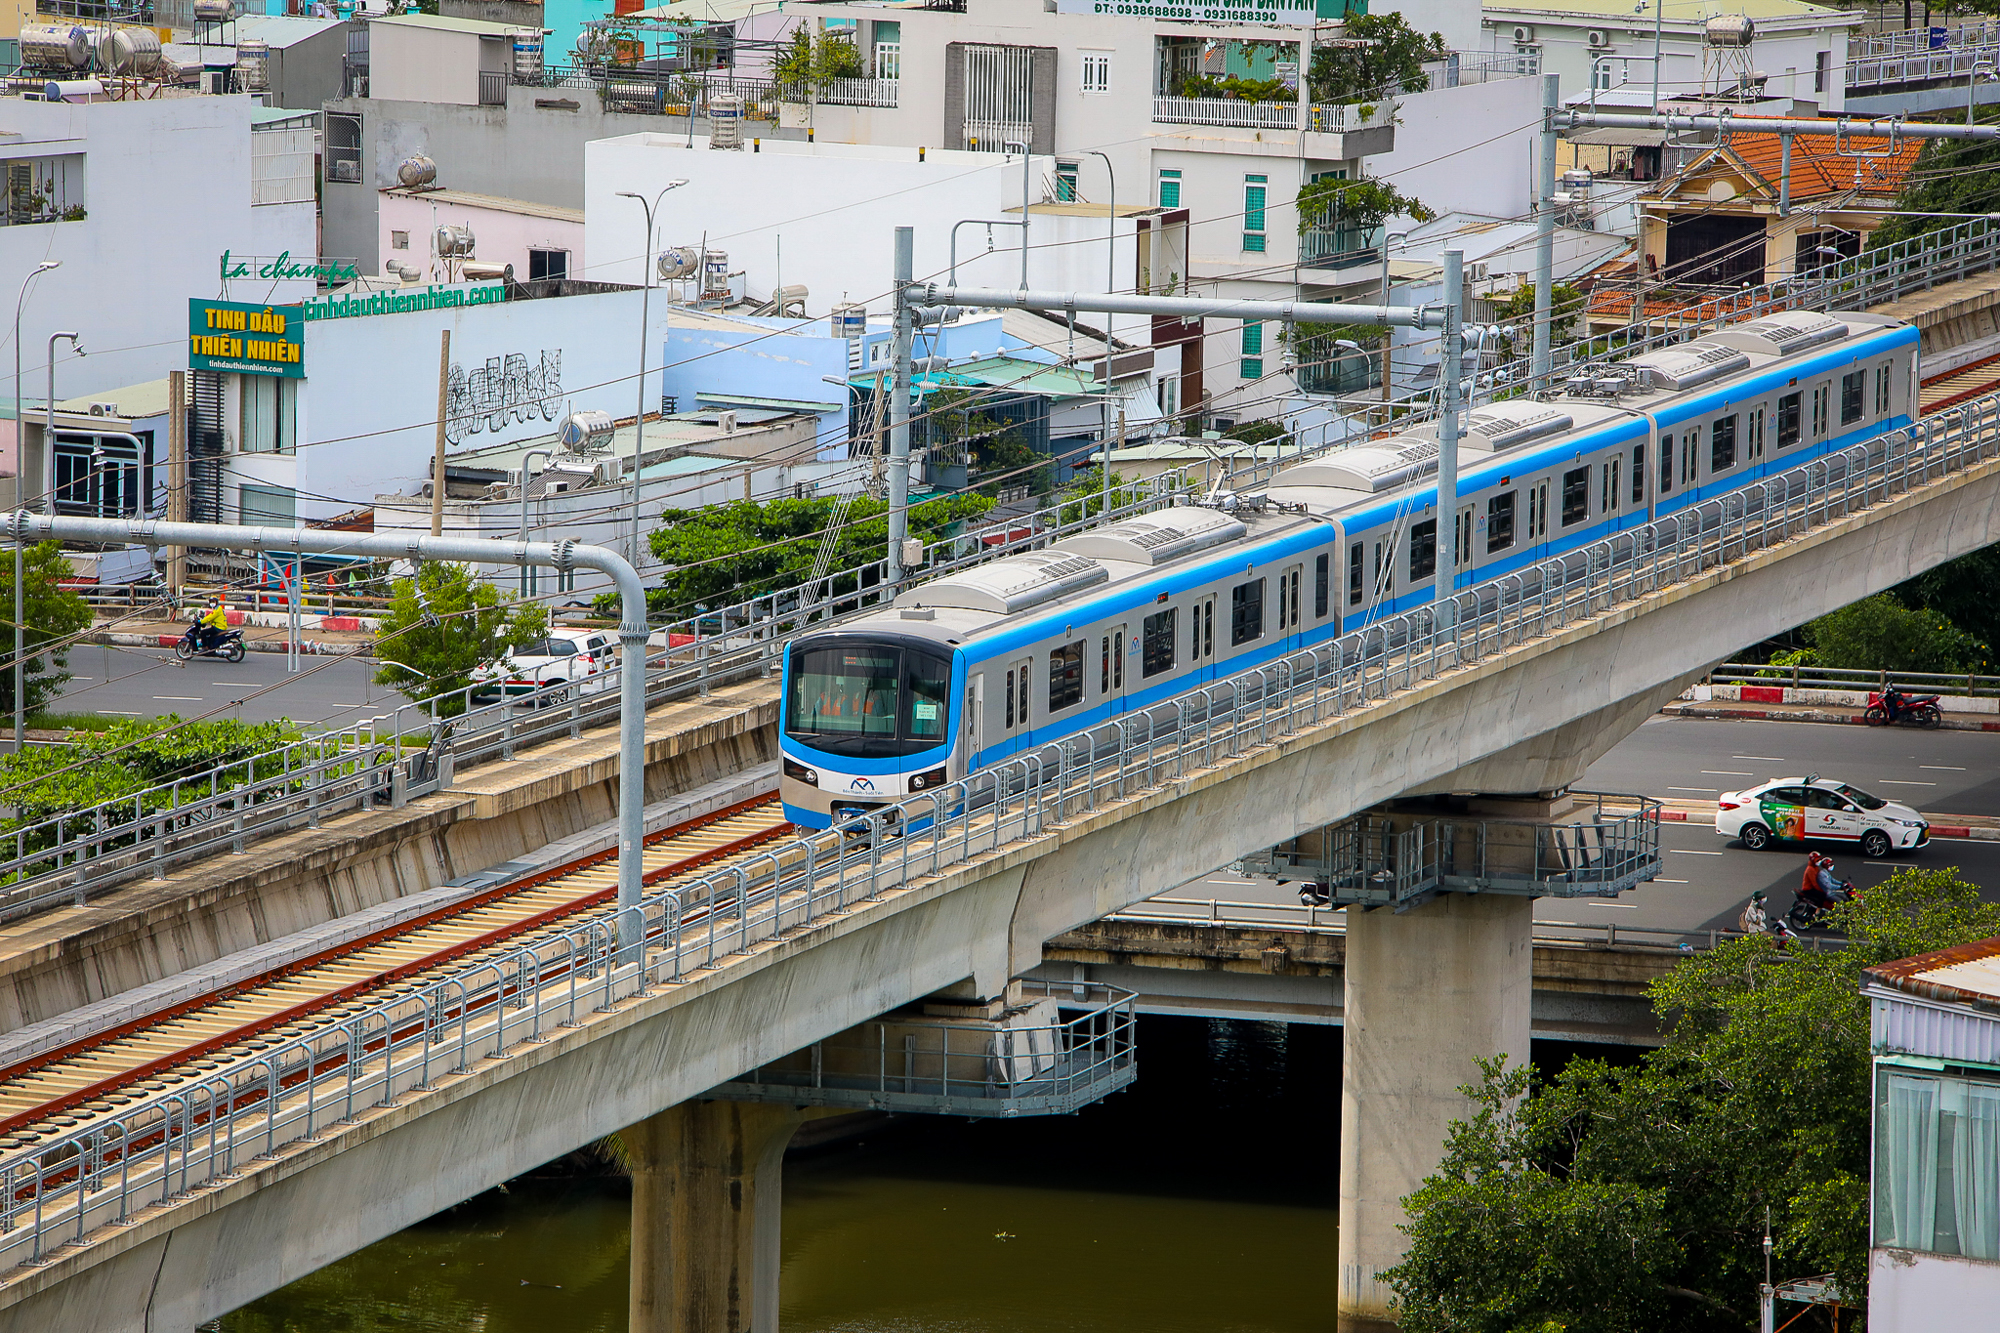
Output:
[
  {"xmin": 783, "ymin": 757, "xmax": 819, "ymax": 787},
  {"xmin": 908, "ymin": 765, "xmax": 949, "ymax": 792}
]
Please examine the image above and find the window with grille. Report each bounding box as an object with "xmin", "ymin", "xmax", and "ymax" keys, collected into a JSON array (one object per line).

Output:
[
  {"xmin": 1080, "ymin": 50, "xmax": 1109, "ymax": 93},
  {"xmin": 962, "ymin": 44, "xmax": 1035, "ymax": 150},
  {"xmin": 1243, "ymin": 175, "xmax": 1267, "ymax": 253},
  {"xmin": 1158, "ymin": 169, "xmax": 1181, "ymax": 208},
  {"xmin": 1241, "ymin": 321, "xmax": 1263, "ymax": 382},
  {"xmin": 1055, "ymin": 162, "xmax": 1078, "ymax": 202}
]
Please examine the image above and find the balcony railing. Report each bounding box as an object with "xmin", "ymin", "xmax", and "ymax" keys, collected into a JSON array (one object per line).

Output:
[
  {"xmin": 1301, "ymin": 223, "xmax": 1383, "ymax": 270},
  {"xmin": 787, "ymin": 76, "xmax": 900, "ymax": 108},
  {"xmin": 1152, "ymin": 96, "xmax": 1395, "ymax": 133},
  {"xmin": 478, "ymin": 68, "xmax": 507, "ymax": 106}
]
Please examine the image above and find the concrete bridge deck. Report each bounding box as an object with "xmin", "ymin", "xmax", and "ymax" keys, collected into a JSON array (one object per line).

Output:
[{"xmin": 0, "ymin": 402, "xmax": 1998, "ymax": 1330}]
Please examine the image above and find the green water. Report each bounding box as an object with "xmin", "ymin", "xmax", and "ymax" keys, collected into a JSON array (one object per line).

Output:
[{"xmin": 214, "ymin": 1017, "xmax": 1343, "ymax": 1333}]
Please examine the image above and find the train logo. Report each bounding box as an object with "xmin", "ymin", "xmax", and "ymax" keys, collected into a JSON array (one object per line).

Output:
[{"xmin": 847, "ymin": 777, "xmax": 876, "ymax": 793}]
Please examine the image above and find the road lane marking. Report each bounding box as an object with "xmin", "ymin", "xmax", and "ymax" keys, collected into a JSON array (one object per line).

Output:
[
  {"xmin": 1587, "ymin": 902, "xmax": 1639, "ymax": 909},
  {"xmin": 1733, "ymin": 755, "xmax": 1787, "ymax": 761},
  {"xmin": 152, "ymin": 696, "xmax": 203, "ymax": 701},
  {"xmin": 1654, "ymin": 878, "xmax": 1691, "ymax": 883},
  {"xmin": 1537, "ymin": 920, "xmax": 1580, "ymax": 927},
  {"xmin": 1669, "ymin": 785, "xmax": 1718, "ymax": 792},
  {"xmin": 1921, "ymin": 765, "xmax": 1968, "ymax": 771},
  {"xmin": 100, "ymin": 710, "xmax": 142, "ymax": 716},
  {"xmin": 1867, "ymin": 862, "xmax": 1899, "ymax": 866},
  {"xmin": 1701, "ymin": 770, "xmax": 1753, "ymax": 776},
  {"xmin": 1672, "ymin": 849, "xmax": 1724, "ymax": 855},
  {"xmin": 1877, "ymin": 780, "xmax": 1937, "ymax": 786}
]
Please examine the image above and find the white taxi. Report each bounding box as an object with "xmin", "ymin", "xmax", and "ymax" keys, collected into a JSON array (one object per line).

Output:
[{"xmin": 1716, "ymin": 774, "xmax": 1929, "ymax": 860}]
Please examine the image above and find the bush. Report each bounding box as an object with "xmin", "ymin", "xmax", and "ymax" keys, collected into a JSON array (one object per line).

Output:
[{"xmin": 1804, "ymin": 593, "xmax": 1987, "ymax": 675}]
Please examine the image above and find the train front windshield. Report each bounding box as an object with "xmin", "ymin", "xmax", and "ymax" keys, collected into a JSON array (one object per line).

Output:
[{"xmin": 786, "ymin": 642, "xmax": 951, "ymax": 758}]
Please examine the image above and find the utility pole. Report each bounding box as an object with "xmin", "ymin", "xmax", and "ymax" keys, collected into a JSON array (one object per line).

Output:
[
  {"xmin": 1532, "ymin": 73, "xmax": 1559, "ymax": 391},
  {"xmin": 886, "ymin": 226, "xmax": 913, "ymax": 588},
  {"xmin": 166, "ymin": 370, "xmax": 187, "ymax": 596},
  {"xmin": 1436, "ymin": 249, "xmax": 1463, "ymax": 623},
  {"xmin": 431, "ymin": 329, "xmax": 450, "ymax": 538}
]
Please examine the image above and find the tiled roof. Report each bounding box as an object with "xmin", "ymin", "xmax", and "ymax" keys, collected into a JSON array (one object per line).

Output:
[{"xmin": 1676, "ymin": 131, "xmax": 1923, "ymax": 202}]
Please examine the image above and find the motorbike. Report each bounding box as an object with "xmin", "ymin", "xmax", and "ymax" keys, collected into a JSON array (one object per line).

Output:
[
  {"xmin": 1865, "ymin": 690, "xmax": 1942, "ymax": 728},
  {"xmin": 175, "ymin": 623, "xmax": 246, "ymax": 663},
  {"xmin": 1787, "ymin": 873, "xmax": 1860, "ymax": 930}
]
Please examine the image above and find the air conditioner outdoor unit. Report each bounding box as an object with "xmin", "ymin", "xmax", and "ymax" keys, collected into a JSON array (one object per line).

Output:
[
  {"xmin": 88, "ymin": 402, "xmax": 118, "ymax": 417},
  {"xmin": 1586, "ymin": 28, "xmax": 1611, "ymax": 47},
  {"xmin": 1511, "ymin": 24, "xmax": 1535, "ymax": 43},
  {"xmin": 328, "ymin": 160, "xmax": 361, "ymax": 183}
]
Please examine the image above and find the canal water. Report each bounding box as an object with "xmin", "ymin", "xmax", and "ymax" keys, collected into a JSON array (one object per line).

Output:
[{"xmin": 212, "ymin": 1016, "xmax": 1344, "ymax": 1333}]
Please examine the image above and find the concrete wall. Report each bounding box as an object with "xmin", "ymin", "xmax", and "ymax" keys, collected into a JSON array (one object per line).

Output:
[
  {"xmin": 1371, "ymin": 74, "xmax": 1541, "ymax": 226},
  {"xmin": 369, "ymin": 23, "xmax": 484, "ymax": 106},
  {"xmin": 376, "ymin": 190, "xmax": 584, "ymax": 280},
  {"xmin": 1870, "ymin": 1248, "xmax": 2000, "ymax": 1330},
  {"xmin": 0, "ymin": 97, "xmax": 315, "ymax": 402}
]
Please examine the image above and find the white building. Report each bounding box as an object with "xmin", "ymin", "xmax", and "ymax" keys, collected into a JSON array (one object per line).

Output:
[
  {"xmin": 1480, "ymin": 0, "xmax": 1861, "ymax": 113},
  {"xmin": 0, "ymin": 94, "xmax": 316, "ymax": 475},
  {"xmin": 1864, "ymin": 936, "xmax": 2000, "ymax": 1330}
]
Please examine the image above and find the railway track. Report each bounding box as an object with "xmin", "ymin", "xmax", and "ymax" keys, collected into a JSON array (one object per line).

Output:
[
  {"xmin": 1923, "ymin": 353, "xmax": 2000, "ymax": 416},
  {"xmin": 0, "ymin": 796, "xmax": 791, "ymax": 1140}
]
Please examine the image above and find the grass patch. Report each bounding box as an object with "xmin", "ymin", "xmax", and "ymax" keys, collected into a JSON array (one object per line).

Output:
[{"xmin": 25, "ymin": 711, "xmax": 121, "ymax": 733}]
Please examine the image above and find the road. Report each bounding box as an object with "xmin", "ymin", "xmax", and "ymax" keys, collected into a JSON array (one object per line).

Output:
[
  {"xmin": 1155, "ymin": 716, "xmax": 2000, "ymax": 943},
  {"xmin": 52, "ymin": 643, "xmax": 390, "ymax": 728}
]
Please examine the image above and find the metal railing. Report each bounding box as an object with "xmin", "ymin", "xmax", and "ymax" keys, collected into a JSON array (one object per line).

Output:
[
  {"xmin": 1151, "ymin": 96, "xmax": 1394, "ymax": 132},
  {"xmin": 1848, "ymin": 42, "xmax": 2000, "ymax": 90},
  {"xmin": 477, "ymin": 68, "xmax": 507, "ymax": 106},
  {"xmin": 712, "ymin": 980, "xmax": 1136, "ymax": 1115},
  {"xmin": 797, "ymin": 76, "xmax": 900, "ymax": 108},
  {"xmin": 518, "ymin": 65, "xmax": 785, "ymax": 121},
  {"xmin": 1707, "ymin": 661, "xmax": 2000, "ymax": 698},
  {"xmin": 1857, "ymin": 20, "xmax": 2000, "ymax": 58},
  {"xmin": 4, "ymin": 393, "xmax": 1995, "ymax": 1275}
]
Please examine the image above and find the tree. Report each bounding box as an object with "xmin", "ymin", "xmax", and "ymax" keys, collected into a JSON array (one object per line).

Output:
[
  {"xmin": 1308, "ymin": 13, "xmax": 1448, "ymax": 104},
  {"xmin": 1387, "ymin": 868, "xmax": 2000, "ymax": 1330},
  {"xmin": 1491, "ymin": 280, "xmax": 1589, "ymax": 351},
  {"xmin": 1865, "ymin": 105, "xmax": 2000, "ymax": 252},
  {"xmin": 373, "ymin": 563, "xmax": 547, "ymax": 716},
  {"xmin": 1055, "ymin": 466, "xmax": 1140, "ymax": 524},
  {"xmin": 1892, "ymin": 544, "xmax": 2000, "ymax": 655},
  {"xmin": 1798, "ymin": 592, "xmax": 1988, "ymax": 675},
  {"xmin": 773, "ymin": 26, "xmax": 865, "ymax": 93},
  {"xmin": 1295, "ymin": 176, "xmax": 1434, "ymax": 235},
  {"xmin": 643, "ymin": 491, "xmax": 994, "ymax": 616},
  {"xmin": 0, "ymin": 540, "xmax": 92, "ymax": 719}
]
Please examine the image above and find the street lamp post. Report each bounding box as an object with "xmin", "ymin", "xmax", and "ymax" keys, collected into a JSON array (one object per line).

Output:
[
  {"xmin": 615, "ymin": 180, "xmax": 688, "ymax": 572},
  {"xmin": 1969, "ymin": 59, "xmax": 1997, "ymax": 125},
  {"xmin": 1379, "ymin": 231, "xmax": 1409, "ymax": 410},
  {"xmin": 10, "ymin": 261, "xmax": 57, "ymax": 750},
  {"xmin": 1085, "ymin": 149, "xmax": 1117, "ymax": 515},
  {"xmin": 518, "ymin": 448, "xmax": 553, "ymax": 599}
]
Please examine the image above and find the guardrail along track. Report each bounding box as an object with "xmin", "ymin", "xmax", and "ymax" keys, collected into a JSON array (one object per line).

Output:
[{"xmin": 0, "ymin": 797, "xmax": 789, "ymax": 1137}]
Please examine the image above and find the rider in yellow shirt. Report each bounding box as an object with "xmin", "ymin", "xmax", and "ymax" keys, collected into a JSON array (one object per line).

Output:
[{"xmin": 199, "ymin": 597, "xmax": 229, "ymax": 652}]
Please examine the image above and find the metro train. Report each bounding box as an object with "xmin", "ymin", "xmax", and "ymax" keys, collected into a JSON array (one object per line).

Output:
[{"xmin": 779, "ymin": 309, "xmax": 1921, "ymax": 828}]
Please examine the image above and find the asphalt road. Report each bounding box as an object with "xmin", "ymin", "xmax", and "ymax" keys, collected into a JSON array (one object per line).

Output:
[
  {"xmin": 1156, "ymin": 716, "xmax": 2000, "ymax": 942},
  {"xmin": 51, "ymin": 643, "xmax": 390, "ymax": 728}
]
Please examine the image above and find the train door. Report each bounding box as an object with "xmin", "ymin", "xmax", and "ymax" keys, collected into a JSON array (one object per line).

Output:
[
  {"xmin": 962, "ymin": 673, "xmax": 983, "ymax": 772},
  {"xmin": 1454, "ymin": 506, "xmax": 1475, "ymax": 589},
  {"xmin": 1100, "ymin": 622, "xmax": 1126, "ymax": 712},
  {"xmin": 1189, "ymin": 595, "xmax": 1215, "ymax": 684},
  {"xmin": 1523, "ymin": 480, "xmax": 1550, "ymax": 561},
  {"xmin": 1002, "ymin": 658, "xmax": 1032, "ymax": 743},
  {"xmin": 1273, "ymin": 563, "xmax": 1302, "ymax": 649}
]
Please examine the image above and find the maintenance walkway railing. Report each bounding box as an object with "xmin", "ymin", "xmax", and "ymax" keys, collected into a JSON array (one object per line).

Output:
[{"xmin": 0, "ymin": 390, "xmax": 1991, "ymax": 1276}]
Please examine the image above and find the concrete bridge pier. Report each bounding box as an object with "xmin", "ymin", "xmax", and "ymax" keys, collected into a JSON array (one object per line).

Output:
[
  {"xmin": 625, "ymin": 1099, "xmax": 836, "ymax": 1333},
  {"xmin": 1336, "ymin": 891, "xmax": 1534, "ymax": 1330}
]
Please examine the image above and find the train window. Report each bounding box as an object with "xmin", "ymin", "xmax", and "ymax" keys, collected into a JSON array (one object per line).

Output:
[
  {"xmin": 1711, "ymin": 415, "xmax": 1737, "ymax": 472},
  {"xmin": 1658, "ymin": 435, "xmax": 1673, "ymax": 494},
  {"xmin": 787, "ymin": 646, "xmax": 901, "ymax": 742},
  {"xmin": 1560, "ymin": 467, "xmax": 1589, "ymax": 526},
  {"xmin": 1231, "ymin": 579, "xmax": 1265, "ymax": 645},
  {"xmin": 1811, "ymin": 385, "xmax": 1829, "ymax": 437},
  {"xmin": 1286, "ymin": 568, "xmax": 1301, "ymax": 625},
  {"xmin": 1409, "ymin": 519, "xmax": 1438, "ymax": 581},
  {"xmin": 1004, "ymin": 667, "xmax": 1016, "ymax": 730},
  {"xmin": 1048, "ymin": 641, "xmax": 1085, "ymax": 711},
  {"xmin": 1348, "ymin": 542, "xmax": 1364, "ymax": 606},
  {"xmin": 1876, "ymin": 364, "xmax": 1892, "ymax": 415},
  {"xmin": 1142, "ymin": 609, "xmax": 1176, "ymax": 677},
  {"xmin": 1487, "ymin": 491, "xmax": 1516, "ymax": 552},
  {"xmin": 1631, "ymin": 445, "xmax": 1645, "ymax": 505},
  {"xmin": 1600, "ymin": 457, "xmax": 1620, "ymax": 514},
  {"xmin": 1100, "ymin": 636, "xmax": 1111, "ymax": 694},
  {"xmin": 1840, "ymin": 371, "xmax": 1865, "ymax": 425},
  {"xmin": 1314, "ymin": 553, "xmax": 1330, "ymax": 618},
  {"xmin": 906, "ymin": 655, "xmax": 950, "ymax": 740},
  {"xmin": 1777, "ymin": 393, "xmax": 1801, "ymax": 447},
  {"xmin": 1203, "ymin": 601, "xmax": 1214, "ymax": 657}
]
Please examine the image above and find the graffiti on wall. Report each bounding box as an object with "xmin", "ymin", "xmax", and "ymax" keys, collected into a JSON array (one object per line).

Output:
[{"xmin": 445, "ymin": 350, "xmax": 563, "ymax": 447}]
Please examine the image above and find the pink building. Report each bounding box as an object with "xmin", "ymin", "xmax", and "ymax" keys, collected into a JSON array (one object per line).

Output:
[{"xmin": 377, "ymin": 186, "xmax": 584, "ymax": 284}]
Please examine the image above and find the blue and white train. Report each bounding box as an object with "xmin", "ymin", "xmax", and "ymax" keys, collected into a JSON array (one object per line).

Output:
[{"xmin": 779, "ymin": 310, "xmax": 1920, "ymax": 828}]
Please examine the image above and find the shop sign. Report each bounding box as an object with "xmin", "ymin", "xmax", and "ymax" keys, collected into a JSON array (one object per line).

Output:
[
  {"xmin": 1054, "ymin": 0, "xmax": 1315, "ymax": 25},
  {"xmin": 219, "ymin": 250, "xmax": 362, "ymax": 285},
  {"xmin": 188, "ymin": 299, "xmax": 305, "ymax": 378}
]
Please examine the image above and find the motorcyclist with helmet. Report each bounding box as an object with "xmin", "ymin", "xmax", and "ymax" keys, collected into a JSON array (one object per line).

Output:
[{"xmin": 198, "ymin": 596, "xmax": 229, "ymax": 654}]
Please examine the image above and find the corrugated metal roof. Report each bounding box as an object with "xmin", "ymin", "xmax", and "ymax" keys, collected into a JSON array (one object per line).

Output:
[
  {"xmin": 372, "ymin": 12, "xmax": 520, "ymax": 36},
  {"xmin": 1863, "ymin": 937, "xmax": 2000, "ymax": 1058},
  {"xmin": 384, "ymin": 188, "xmax": 583, "ymax": 223}
]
